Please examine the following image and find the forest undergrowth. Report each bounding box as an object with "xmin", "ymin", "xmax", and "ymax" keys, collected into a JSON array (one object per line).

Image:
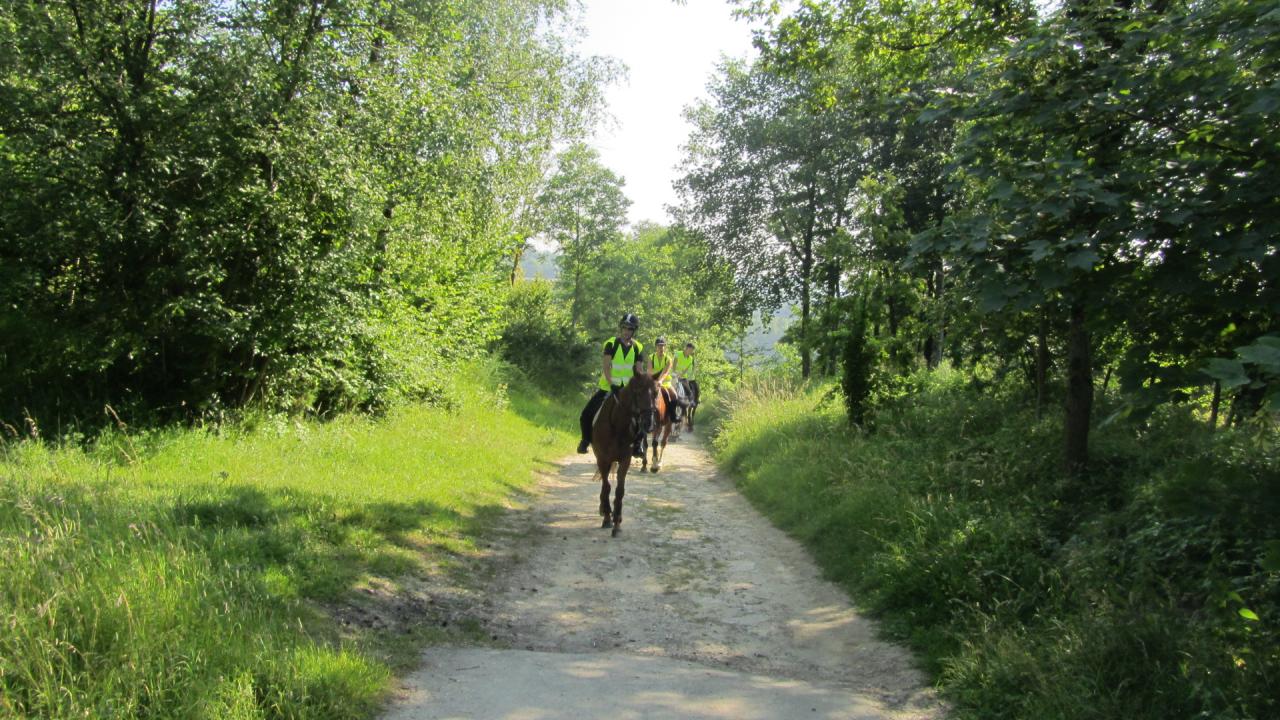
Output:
[{"xmin": 708, "ymin": 369, "xmax": 1278, "ymax": 720}]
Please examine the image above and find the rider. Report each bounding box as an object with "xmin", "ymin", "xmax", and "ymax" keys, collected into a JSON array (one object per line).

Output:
[
  {"xmin": 650, "ymin": 336, "xmax": 680, "ymax": 422},
  {"xmin": 578, "ymin": 313, "xmax": 646, "ymax": 457},
  {"xmin": 674, "ymin": 341, "xmax": 698, "ymax": 417}
]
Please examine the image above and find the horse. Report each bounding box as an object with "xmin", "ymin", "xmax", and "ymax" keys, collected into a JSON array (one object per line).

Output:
[
  {"xmin": 642, "ymin": 383, "xmax": 676, "ymax": 473},
  {"xmin": 590, "ymin": 371, "xmax": 658, "ymax": 537},
  {"xmin": 679, "ymin": 378, "xmax": 699, "ymax": 432}
]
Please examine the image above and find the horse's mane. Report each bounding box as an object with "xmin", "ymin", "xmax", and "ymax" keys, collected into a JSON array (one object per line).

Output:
[{"xmin": 608, "ymin": 372, "xmax": 653, "ymax": 421}]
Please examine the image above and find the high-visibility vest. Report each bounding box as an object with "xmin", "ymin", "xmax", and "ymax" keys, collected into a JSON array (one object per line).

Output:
[
  {"xmin": 674, "ymin": 350, "xmax": 695, "ymax": 380},
  {"xmin": 599, "ymin": 337, "xmax": 644, "ymax": 391},
  {"xmin": 652, "ymin": 351, "xmax": 674, "ymax": 388}
]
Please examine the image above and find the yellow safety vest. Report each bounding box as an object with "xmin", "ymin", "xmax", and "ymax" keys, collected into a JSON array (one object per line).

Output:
[
  {"xmin": 674, "ymin": 350, "xmax": 695, "ymax": 380},
  {"xmin": 652, "ymin": 351, "xmax": 674, "ymax": 389},
  {"xmin": 600, "ymin": 337, "xmax": 643, "ymax": 391}
]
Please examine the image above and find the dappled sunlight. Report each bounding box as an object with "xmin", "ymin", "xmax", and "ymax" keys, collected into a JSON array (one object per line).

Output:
[
  {"xmin": 391, "ymin": 649, "xmax": 893, "ymax": 720},
  {"xmin": 787, "ymin": 605, "xmax": 857, "ymax": 641}
]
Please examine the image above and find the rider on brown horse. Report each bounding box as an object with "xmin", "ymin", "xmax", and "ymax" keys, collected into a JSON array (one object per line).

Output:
[
  {"xmin": 650, "ymin": 337, "xmax": 681, "ymax": 424},
  {"xmin": 578, "ymin": 313, "xmax": 647, "ymax": 458}
]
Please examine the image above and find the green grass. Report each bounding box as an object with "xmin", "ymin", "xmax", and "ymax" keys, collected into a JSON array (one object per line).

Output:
[
  {"xmin": 0, "ymin": 363, "xmax": 575, "ymax": 719},
  {"xmin": 708, "ymin": 369, "xmax": 1279, "ymax": 720}
]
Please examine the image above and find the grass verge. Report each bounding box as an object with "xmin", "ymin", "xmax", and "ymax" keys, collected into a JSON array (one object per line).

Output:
[
  {"xmin": 707, "ymin": 369, "xmax": 1278, "ymax": 720},
  {"xmin": 0, "ymin": 362, "xmax": 576, "ymax": 719}
]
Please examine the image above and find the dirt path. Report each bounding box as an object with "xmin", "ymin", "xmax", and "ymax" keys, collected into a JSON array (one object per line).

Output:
[{"xmin": 382, "ymin": 431, "xmax": 946, "ymax": 719}]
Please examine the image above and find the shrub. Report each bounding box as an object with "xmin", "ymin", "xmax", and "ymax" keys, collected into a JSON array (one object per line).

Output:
[{"xmin": 493, "ymin": 280, "xmax": 593, "ymax": 393}]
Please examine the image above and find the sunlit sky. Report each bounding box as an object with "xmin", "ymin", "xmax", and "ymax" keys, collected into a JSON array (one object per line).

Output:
[{"xmin": 576, "ymin": 0, "xmax": 760, "ymax": 228}]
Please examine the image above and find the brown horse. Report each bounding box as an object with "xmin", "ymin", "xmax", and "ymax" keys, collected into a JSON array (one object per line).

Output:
[
  {"xmin": 642, "ymin": 385, "xmax": 676, "ymax": 473},
  {"xmin": 591, "ymin": 372, "xmax": 658, "ymax": 537}
]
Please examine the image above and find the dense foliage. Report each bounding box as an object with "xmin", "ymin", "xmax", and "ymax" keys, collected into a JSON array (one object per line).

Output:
[
  {"xmin": 682, "ymin": 0, "xmax": 1278, "ymax": 471},
  {"xmin": 686, "ymin": 1, "xmax": 1279, "ymax": 714},
  {"xmin": 711, "ymin": 372, "xmax": 1278, "ymax": 720},
  {"xmin": 0, "ymin": 0, "xmax": 610, "ymax": 426},
  {"xmin": 567, "ymin": 222, "xmax": 747, "ymax": 390}
]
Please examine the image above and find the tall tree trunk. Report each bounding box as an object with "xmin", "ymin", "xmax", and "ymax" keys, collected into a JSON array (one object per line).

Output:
[
  {"xmin": 1064, "ymin": 301, "xmax": 1093, "ymax": 476},
  {"xmin": 1035, "ymin": 312, "xmax": 1050, "ymax": 420},
  {"xmin": 1208, "ymin": 381, "xmax": 1222, "ymax": 431},
  {"xmin": 374, "ymin": 197, "xmax": 395, "ymax": 280},
  {"xmin": 823, "ymin": 261, "xmax": 840, "ymax": 375},
  {"xmin": 799, "ymin": 205, "xmax": 815, "ymax": 379},
  {"xmin": 926, "ymin": 263, "xmax": 945, "ymax": 369},
  {"xmin": 800, "ymin": 256, "xmax": 812, "ymax": 378},
  {"xmin": 572, "ymin": 266, "xmax": 582, "ymax": 328},
  {"xmin": 509, "ymin": 235, "xmax": 527, "ymax": 285},
  {"xmin": 570, "ymin": 218, "xmax": 582, "ymax": 328}
]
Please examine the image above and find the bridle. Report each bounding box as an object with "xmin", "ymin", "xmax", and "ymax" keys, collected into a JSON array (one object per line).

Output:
[{"xmin": 618, "ymin": 378, "xmax": 658, "ymax": 441}]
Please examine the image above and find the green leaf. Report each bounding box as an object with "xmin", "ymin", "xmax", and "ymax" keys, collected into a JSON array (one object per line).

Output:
[
  {"xmin": 1261, "ymin": 541, "xmax": 1280, "ymax": 573},
  {"xmin": 979, "ymin": 283, "xmax": 1008, "ymax": 313},
  {"xmin": 916, "ymin": 107, "xmax": 946, "ymax": 124},
  {"xmin": 1245, "ymin": 93, "xmax": 1279, "ymax": 115},
  {"xmin": 991, "ymin": 180, "xmax": 1014, "ymax": 201},
  {"xmin": 1203, "ymin": 358, "xmax": 1250, "ymax": 389},
  {"xmin": 1036, "ymin": 266, "xmax": 1068, "ymax": 290},
  {"xmin": 1066, "ymin": 249, "xmax": 1099, "ymax": 270},
  {"xmin": 1238, "ymin": 608, "xmax": 1260, "ymax": 622},
  {"xmin": 1237, "ymin": 343, "xmax": 1280, "ymax": 373}
]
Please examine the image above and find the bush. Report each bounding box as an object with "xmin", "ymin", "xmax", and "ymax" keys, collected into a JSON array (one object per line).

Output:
[
  {"xmin": 840, "ymin": 304, "xmax": 874, "ymax": 426},
  {"xmin": 493, "ymin": 280, "xmax": 593, "ymax": 393}
]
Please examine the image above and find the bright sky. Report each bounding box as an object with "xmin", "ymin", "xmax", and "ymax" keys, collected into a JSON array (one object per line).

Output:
[{"xmin": 576, "ymin": 0, "xmax": 759, "ymax": 227}]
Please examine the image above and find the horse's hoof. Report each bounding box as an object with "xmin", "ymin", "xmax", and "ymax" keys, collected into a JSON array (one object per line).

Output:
[
  {"xmin": 602, "ymin": 517, "xmax": 612, "ymax": 528},
  {"xmin": 650, "ymin": 465, "xmax": 659, "ymax": 473},
  {"xmin": 611, "ymin": 526, "xmax": 620, "ymax": 537}
]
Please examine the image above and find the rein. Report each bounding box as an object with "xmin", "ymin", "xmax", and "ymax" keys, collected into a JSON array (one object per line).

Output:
[{"xmin": 610, "ymin": 378, "xmax": 656, "ymax": 443}]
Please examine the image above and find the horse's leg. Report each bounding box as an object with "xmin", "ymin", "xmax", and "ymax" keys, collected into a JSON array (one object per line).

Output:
[
  {"xmin": 649, "ymin": 426, "xmax": 659, "ymax": 472},
  {"xmin": 598, "ymin": 461, "xmax": 613, "ymax": 528},
  {"xmin": 612, "ymin": 458, "xmax": 628, "ymax": 537},
  {"xmin": 654, "ymin": 421, "xmax": 671, "ymax": 472}
]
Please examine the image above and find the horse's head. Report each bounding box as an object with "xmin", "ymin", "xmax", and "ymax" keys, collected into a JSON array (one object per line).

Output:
[{"xmin": 625, "ymin": 372, "xmax": 659, "ymax": 436}]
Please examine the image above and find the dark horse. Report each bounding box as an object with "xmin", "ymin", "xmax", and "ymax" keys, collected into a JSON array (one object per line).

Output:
[
  {"xmin": 642, "ymin": 384, "xmax": 676, "ymax": 473},
  {"xmin": 678, "ymin": 378, "xmax": 699, "ymax": 431},
  {"xmin": 590, "ymin": 372, "xmax": 658, "ymax": 537}
]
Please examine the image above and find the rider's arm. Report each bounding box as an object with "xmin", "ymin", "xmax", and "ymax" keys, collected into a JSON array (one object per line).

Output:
[{"xmin": 602, "ymin": 352, "xmax": 614, "ymax": 387}]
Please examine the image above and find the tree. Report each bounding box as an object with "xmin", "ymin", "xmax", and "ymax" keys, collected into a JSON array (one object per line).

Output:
[
  {"xmin": 677, "ymin": 58, "xmax": 859, "ymax": 378},
  {"xmin": 573, "ymin": 223, "xmax": 746, "ymax": 385},
  {"xmin": 918, "ymin": 0, "xmax": 1280, "ymax": 471},
  {"xmin": 0, "ymin": 0, "xmax": 610, "ymax": 423},
  {"xmin": 538, "ymin": 144, "xmax": 630, "ymax": 328}
]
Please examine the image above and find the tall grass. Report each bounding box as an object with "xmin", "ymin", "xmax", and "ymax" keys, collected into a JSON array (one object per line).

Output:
[
  {"xmin": 710, "ymin": 369, "xmax": 1279, "ymax": 720},
  {"xmin": 0, "ymin": 362, "xmax": 575, "ymax": 718}
]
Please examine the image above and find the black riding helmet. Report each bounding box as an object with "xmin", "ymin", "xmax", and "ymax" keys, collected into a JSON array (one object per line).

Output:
[{"xmin": 619, "ymin": 313, "xmax": 639, "ymax": 330}]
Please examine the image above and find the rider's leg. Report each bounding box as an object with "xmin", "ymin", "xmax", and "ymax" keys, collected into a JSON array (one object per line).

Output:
[{"xmin": 579, "ymin": 389, "xmax": 607, "ymax": 453}]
